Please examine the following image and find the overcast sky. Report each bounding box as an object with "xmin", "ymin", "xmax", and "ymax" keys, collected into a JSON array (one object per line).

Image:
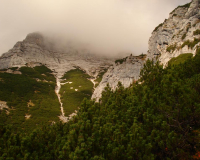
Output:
[{"xmin": 0, "ymin": 0, "xmax": 191, "ymax": 57}]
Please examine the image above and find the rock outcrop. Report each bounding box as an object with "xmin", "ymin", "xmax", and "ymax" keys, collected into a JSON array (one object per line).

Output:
[
  {"xmin": 148, "ymin": 0, "xmax": 200, "ymax": 67},
  {"xmin": 92, "ymin": 55, "xmax": 145, "ymax": 100}
]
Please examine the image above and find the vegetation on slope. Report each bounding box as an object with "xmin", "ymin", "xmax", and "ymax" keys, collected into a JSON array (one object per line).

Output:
[
  {"xmin": 166, "ymin": 43, "xmax": 177, "ymax": 53},
  {"xmin": 170, "ymin": 2, "xmax": 191, "ymax": 14},
  {"xmin": 194, "ymin": 29, "xmax": 200, "ymax": 36},
  {"xmin": 94, "ymin": 69, "xmax": 108, "ymax": 87},
  {"xmin": 168, "ymin": 53, "xmax": 193, "ymax": 66},
  {"xmin": 153, "ymin": 23, "xmax": 164, "ymax": 32},
  {"xmin": 181, "ymin": 38, "xmax": 200, "ymax": 49},
  {"xmin": 115, "ymin": 57, "xmax": 128, "ymax": 64},
  {"xmin": 0, "ymin": 65, "xmax": 60, "ymax": 132},
  {"xmin": 2, "ymin": 50, "xmax": 200, "ymax": 159},
  {"xmin": 60, "ymin": 68, "xmax": 93, "ymax": 116},
  {"xmin": 181, "ymin": 33, "xmax": 187, "ymax": 40}
]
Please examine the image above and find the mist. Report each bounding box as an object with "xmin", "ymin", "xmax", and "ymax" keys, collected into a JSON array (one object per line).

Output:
[{"xmin": 0, "ymin": 0, "xmax": 191, "ymax": 57}]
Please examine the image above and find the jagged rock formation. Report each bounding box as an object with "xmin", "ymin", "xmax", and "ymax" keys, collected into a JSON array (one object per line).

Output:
[
  {"xmin": 0, "ymin": 32, "xmax": 112, "ymax": 78},
  {"xmin": 92, "ymin": 55, "xmax": 145, "ymax": 100},
  {"xmin": 148, "ymin": 0, "xmax": 200, "ymax": 66}
]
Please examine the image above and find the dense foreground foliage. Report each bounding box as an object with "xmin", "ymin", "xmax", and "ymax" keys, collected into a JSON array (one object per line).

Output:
[{"xmin": 2, "ymin": 51, "xmax": 200, "ymax": 159}]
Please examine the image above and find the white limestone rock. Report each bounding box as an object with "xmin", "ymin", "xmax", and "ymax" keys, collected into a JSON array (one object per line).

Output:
[
  {"xmin": 92, "ymin": 55, "xmax": 145, "ymax": 101},
  {"xmin": 0, "ymin": 32, "xmax": 113, "ymax": 79},
  {"xmin": 148, "ymin": 0, "xmax": 200, "ymax": 67}
]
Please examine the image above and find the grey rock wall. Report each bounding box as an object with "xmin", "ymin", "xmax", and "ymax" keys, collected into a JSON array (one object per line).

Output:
[
  {"xmin": 92, "ymin": 55, "xmax": 145, "ymax": 100},
  {"xmin": 148, "ymin": 0, "xmax": 200, "ymax": 67}
]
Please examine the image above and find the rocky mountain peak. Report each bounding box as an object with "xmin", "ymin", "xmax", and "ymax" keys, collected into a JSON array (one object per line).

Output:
[
  {"xmin": 0, "ymin": 32, "xmax": 114, "ymax": 78},
  {"xmin": 23, "ymin": 32, "xmax": 44, "ymax": 47}
]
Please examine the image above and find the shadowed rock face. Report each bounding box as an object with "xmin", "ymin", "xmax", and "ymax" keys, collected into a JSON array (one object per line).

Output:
[{"xmin": 148, "ymin": 0, "xmax": 200, "ymax": 67}]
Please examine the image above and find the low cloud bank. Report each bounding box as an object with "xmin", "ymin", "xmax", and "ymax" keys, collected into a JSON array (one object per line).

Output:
[{"xmin": 0, "ymin": 0, "xmax": 191, "ymax": 57}]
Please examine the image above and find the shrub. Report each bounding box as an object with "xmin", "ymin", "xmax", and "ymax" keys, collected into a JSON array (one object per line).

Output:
[
  {"xmin": 95, "ymin": 69, "xmax": 108, "ymax": 87},
  {"xmin": 166, "ymin": 43, "xmax": 177, "ymax": 53},
  {"xmin": 193, "ymin": 29, "xmax": 200, "ymax": 35},
  {"xmin": 181, "ymin": 38, "xmax": 200, "ymax": 49},
  {"xmin": 170, "ymin": 2, "xmax": 191, "ymax": 14},
  {"xmin": 181, "ymin": 33, "xmax": 186, "ymax": 40},
  {"xmin": 115, "ymin": 57, "xmax": 128, "ymax": 64},
  {"xmin": 153, "ymin": 23, "xmax": 163, "ymax": 32}
]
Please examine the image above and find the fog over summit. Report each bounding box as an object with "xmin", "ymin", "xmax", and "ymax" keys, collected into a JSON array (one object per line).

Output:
[{"xmin": 0, "ymin": 0, "xmax": 191, "ymax": 57}]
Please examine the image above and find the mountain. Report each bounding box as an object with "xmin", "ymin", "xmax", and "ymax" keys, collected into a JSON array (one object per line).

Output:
[
  {"xmin": 1, "ymin": 0, "xmax": 200, "ymax": 128},
  {"xmin": 2, "ymin": 0, "xmax": 200, "ymax": 159},
  {"xmin": 0, "ymin": 32, "xmax": 112, "ymax": 77},
  {"xmin": 0, "ymin": 32, "xmax": 144, "ymax": 129},
  {"xmin": 148, "ymin": 0, "xmax": 200, "ymax": 66}
]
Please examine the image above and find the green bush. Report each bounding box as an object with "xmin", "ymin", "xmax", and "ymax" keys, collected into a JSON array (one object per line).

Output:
[
  {"xmin": 94, "ymin": 69, "xmax": 108, "ymax": 87},
  {"xmin": 181, "ymin": 38, "xmax": 200, "ymax": 49},
  {"xmin": 115, "ymin": 57, "xmax": 128, "ymax": 64},
  {"xmin": 181, "ymin": 33, "xmax": 186, "ymax": 40},
  {"xmin": 193, "ymin": 29, "xmax": 200, "ymax": 35},
  {"xmin": 166, "ymin": 43, "xmax": 177, "ymax": 53},
  {"xmin": 153, "ymin": 23, "xmax": 163, "ymax": 32},
  {"xmin": 170, "ymin": 2, "xmax": 191, "ymax": 14}
]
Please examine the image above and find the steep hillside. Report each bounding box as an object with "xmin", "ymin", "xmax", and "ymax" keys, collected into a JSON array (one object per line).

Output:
[
  {"xmin": 148, "ymin": 0, "xmax": 200, "ymax": 66},
  {"xmin": 0, "ymin": 32, "xmax": 145, "ymax": 125},
  {"xmin": 0, "ymin": 65, "xmax": 60, "ymax": 132},
  {"xmin": 2, "ymin": 0, "xmax": 200, "ymax": 159},
  {"xmin": 92, "ymin": 54, "xmax": 146, "ymax": 100},
  {"xmin": 2, "ymin": 48, "xmax": 200, "ymax": 159}
]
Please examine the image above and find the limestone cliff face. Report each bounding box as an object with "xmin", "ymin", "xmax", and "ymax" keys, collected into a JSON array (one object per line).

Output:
[
  {"xmin": 92, "ymin": 55, "xmax": 145, "ymax": 100},
  {"xmin": 0, "ymin": 32, "xmax": 112, "ymax": 78},
  {"xmin": 148, "ymin": 0, "xmax": 200, "ymax": 66}
]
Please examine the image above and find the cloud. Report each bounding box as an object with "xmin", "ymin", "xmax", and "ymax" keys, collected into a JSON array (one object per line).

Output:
[{"xmin": 0, "ymin": 0, "xmax": 191, "ymax": 57}]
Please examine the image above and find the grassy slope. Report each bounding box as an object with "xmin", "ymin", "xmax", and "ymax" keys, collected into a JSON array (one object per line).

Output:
[
  {"xmin": 60, "ymin": 69, "xmax": 93, "ymax": 116},
  {"xmin": 168, "ymin": 53, "xmax": 193, "ymax": 66},
  {"xmin": 0, "ymin": 66, "xmax": 60, "ymax": 132}
]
